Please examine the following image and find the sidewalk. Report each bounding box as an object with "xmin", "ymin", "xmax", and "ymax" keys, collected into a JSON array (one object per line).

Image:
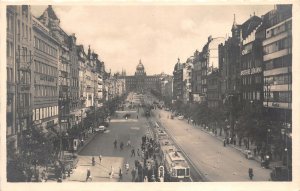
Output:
[
  {"xmin": 156, "ymin": 109, "xmax": 280, "ymax": 169},
  {"xmin": 67, "ymin": 110, "xmax": 148, "ymax": 182}
]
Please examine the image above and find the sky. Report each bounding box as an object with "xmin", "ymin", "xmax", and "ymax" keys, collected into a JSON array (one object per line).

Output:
[{"xmin": 31, "ymin": 4, "xmax": 274, "ymax": 75}]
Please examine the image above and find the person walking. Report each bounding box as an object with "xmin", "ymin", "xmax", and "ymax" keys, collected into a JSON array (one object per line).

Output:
[
  {"xmin": 92, "ymin": 156, "xmax": 95, "ymax": 166},
  {"xmin": 131, "ymin": 168, "xmax": 136, "ymax": 182},
  {"xmin": 131, "ymin": 148, "xmax": 136, "ymax": 157},
  {"xmin": 119, "ymin": 168, "xmax": 123, "ymax": 181},
  {"xmin": 137, "ymin": 148, "xmax": 140, "ymax": 157},
  {"xmin": 120, "ymin": 142, "xmax": 124, "ymax": 150},
  {"xmin": 86, "ymin": 168, "xmax": 91, "ymax": 182},
  {"xmin": 125, "ymin": 162, "xmax": 130, "ymax": 174},
  {"xmin": 99, "ymin": 155, "xmax": 102, "ymax": 164},
  {"xmin": 114, "ymin": 140, "xmax": 117, "ymax": 149},
  {"xmin": 110, "ymin": 166, "xmax": 114, "ymax": 179},
  {"xmin": 127, "ymin": 139, "xmax": 131, "ymax": 147},
  {"xmin": 248, "ymin": 168, "xmax": 254, "ymax": 180},
  {"xmin": 144, "ymin": 176, "xmax": 148, "ymax": 182}
]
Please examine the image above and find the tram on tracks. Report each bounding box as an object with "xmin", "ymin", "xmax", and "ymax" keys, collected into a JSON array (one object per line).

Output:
[{"xmin": 152, "ymin": 123, "xmax": 191, "ymax": 182}]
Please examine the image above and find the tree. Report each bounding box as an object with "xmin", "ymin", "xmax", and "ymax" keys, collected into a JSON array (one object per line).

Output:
[{"xmin": 7, "ymin": 125, "xmax": 58, "ymax": 182}]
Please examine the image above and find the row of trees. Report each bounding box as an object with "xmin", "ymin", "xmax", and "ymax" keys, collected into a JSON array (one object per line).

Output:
[
  {"xmin": 7, "ymin": 94, "xmax": 127, "ymax": 182},
  {"xmin": 169, "ymin": 99, "xmax": 288, "ymax": 160}
]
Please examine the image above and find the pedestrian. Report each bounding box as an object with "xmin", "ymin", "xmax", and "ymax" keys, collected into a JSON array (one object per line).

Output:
[
  {"xmin": 223, "ymin": 139, "xmax": 226, "ymax": 147},
  {"xmin": 86, "ymin": 168, "xmax": 91, "ymax": 182},
  {"xmin": 131, "ymin": 168, "xmax": 137, "ymax": 182},
  {"xmin": 119, "ymin": 168, "xmax": 123, "ymax": 181},
  {"xmin": 125, "ymin": 162, "xmax": 130, "ymax": 174},
  {"xmin": 137, "ymin": 148, "xmax": 140, "ymax": 157},
  {"xmin": 137, "ymin": 115, "xmax": 139, "ymax": 119},
  {"xmin": 131, "ymin": 148, "xmax": 136, "ymax": 157},
  {"xmin": 127, "ymin": 139, "xmax": 131, "ymax": 147},
  {"xmin": 248, "ymin": 168, "xmax": 254, "ymax": 180},
  {"xmin": 114, "ymin": 139, "xmax": 117, "ymax": 149},
  {"xmin": 92, "ymin": 156, "xmax": 95, "ymax": 166},
  {"xmin": 110, "ymin": 166, "xmax": 114, "ymax": 179},
  {"xmin": 120, "ymin": 142, "xmax": 124, "ymax": 150},
  {"xmin": 134, "ymin": 160, "xmax": 138, "ymax": 168},
  {"xmin": 99, "ymin": 155, "xmax": 102, "ymax": 164},
  {"xmin": 144, "ymin": 176, "xmax": 148, "ymax": 182}
]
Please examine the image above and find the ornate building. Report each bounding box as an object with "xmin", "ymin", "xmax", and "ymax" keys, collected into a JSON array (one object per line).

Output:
[{"xmin": 122, "ymin": 60, "xmax": 161, "ymax": 93}]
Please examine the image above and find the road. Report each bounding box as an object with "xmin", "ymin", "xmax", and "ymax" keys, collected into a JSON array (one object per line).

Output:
[
  {"xmin": 69, "ymin": 108, "xmax": 152, "ymax": 182},
  {"xmin": 153, "ymin": 109, "xmax": 272, "ymax": 181}
]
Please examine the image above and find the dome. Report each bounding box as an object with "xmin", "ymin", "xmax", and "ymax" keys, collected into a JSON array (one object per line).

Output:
[{"xmin": 136, "ymin": 59, "xmax": 144, "ymax": 70}]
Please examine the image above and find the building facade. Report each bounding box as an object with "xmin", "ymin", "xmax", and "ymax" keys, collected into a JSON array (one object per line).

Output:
[
  {"xmin": 262, "ymin": 5, "xmax": 292, "ymax": 130},
  {"xmin": 123, "ymin": 60, "xmax": 161, "ymax": 94},
  {"xmin": 32, "ymin": 16, "xmax": 60, "ymax": 131},
  {"xmin": 182, "ymin": 57, "xmax": 193, "ymax": 104},
  {"xmin": 207, "ymin": 70, "xmax": 221, "ymax": 108},
  {"xmin": 172, "ymin": 58, "xmax": 183, "ymax": 102},
  {"xmin": 6, "ymin": 5, "xmax": 34, "ymax": 154},
  {"xmin": 240, "ymin": 16, "xmax": 263, "ymax": 109}
]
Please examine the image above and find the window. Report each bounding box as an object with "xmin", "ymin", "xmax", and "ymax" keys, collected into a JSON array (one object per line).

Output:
[
  {"xmin": 22, "ymin": 23, "xmax": 24, "ymax": 37},
  {"xmin": 26, "ymin": 25, "xmax": 28, "ymax": 40},
  {"xmin": 32, "ymin": 109, "xmax": 35, "ymax": 121},
  {"xmin": 36, "ymin": 108, "xmax": 39, "ymax": 120},
  {"xmin": 29, "ymin": 28, "xmax": 31, "ymax": 41},
  {"xmin": 6, "ymin": 41, "xmax": 9, "ymax": 57}
]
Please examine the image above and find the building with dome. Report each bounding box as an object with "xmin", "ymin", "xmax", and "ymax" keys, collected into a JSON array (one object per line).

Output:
[{"xmin": 122, "ymin": 59, "xmax": 161, "ymax": 93}]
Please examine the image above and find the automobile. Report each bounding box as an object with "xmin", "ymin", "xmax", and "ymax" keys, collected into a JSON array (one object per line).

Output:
[
  {"xmin": 99, "ymin": 121, "xmax": 109, "ymax": 127},
  {"xmin": 177, "ymin": 115, "xmax": 184, "ymax": 120},
  {"xmin": 95, "ymin": 125, "xmax": 106, "ymax": 133},
  {"xmin": 123, "ymin": 113, "xmax": 131, "ymax": 118},
  {"xmin": 165, "ymin": 108, "xmax": 170, "ymax": 111},
  {"xmin": 244, "ymin": 150, "xmax": 254, "ymax": 159}
]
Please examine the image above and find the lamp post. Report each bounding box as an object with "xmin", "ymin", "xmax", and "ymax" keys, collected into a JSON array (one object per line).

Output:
[
  {"xmin": 59, "ymin": 105, "xmax": 65, "ymax": 160},
  {"xmin": 267, "ymin": 128, "xmax": 271, "ymax": 154}
]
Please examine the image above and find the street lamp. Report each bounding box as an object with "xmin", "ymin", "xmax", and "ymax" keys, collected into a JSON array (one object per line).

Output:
[{"xmin": 267, "ymin": 128, "xmax": 271, "ymax": 155}]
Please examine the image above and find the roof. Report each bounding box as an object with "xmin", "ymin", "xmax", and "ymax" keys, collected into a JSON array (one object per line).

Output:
[
  {"xmin": 39, "ymin": 5, "xmax": 59, "ymax": 21},
  {"xmin": 136, "ymin": 59, "xmax": 144, "ymax": 70},
  {"xmin": 240, "ymin": 15, "xmax": 262, "ymax": 40}
]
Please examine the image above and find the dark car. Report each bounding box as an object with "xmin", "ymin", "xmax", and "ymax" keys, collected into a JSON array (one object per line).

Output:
[{"xmin": 99, "ymin": 121, "xmax": 109, "ymax": 127}]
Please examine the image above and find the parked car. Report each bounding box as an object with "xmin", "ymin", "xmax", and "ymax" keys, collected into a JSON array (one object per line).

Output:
[
  {"xmin": 177, "ymin": 115, "xmax": 184, "ymax": 120},
  {"xmin": 123, "ymin": 113, "xmax": 131, "ymax": 118},
  {"xmin": 95, "ymin": 125, "xmax": 106, "ymax": 133},
  {"xmin": 100, "ymin": 121, "xmax": 109, "ymax": 127},
  {"xmin": 244, "ymin": 150, "xmax": 254, "ymax": 159}
]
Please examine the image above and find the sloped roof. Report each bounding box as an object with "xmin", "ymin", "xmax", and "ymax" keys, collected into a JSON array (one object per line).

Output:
[
  {"xmin": 39, "ymin": 5, "xmax": 59, "ymax": 20},
  {"xmin": 240, "ymin": 15, "xmax": 262, "ymax": 40}
]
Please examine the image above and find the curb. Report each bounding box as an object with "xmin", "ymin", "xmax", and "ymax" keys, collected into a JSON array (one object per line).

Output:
[
  {"xmin": 76, "ymin": 133, "xmax": 98, "ymax": 154},
  {"xmin": 190, "ymin": 125, "xmax": 263, "ymax": 163}
]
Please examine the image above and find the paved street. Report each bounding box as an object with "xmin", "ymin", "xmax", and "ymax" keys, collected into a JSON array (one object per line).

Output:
[
  {"xmin": 68, "ymin": 108, "xmax": 152, "ymax": 182},
  {"xmin": 153, "ymin": 109, "xmax": 272, "ymax": 181}
]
